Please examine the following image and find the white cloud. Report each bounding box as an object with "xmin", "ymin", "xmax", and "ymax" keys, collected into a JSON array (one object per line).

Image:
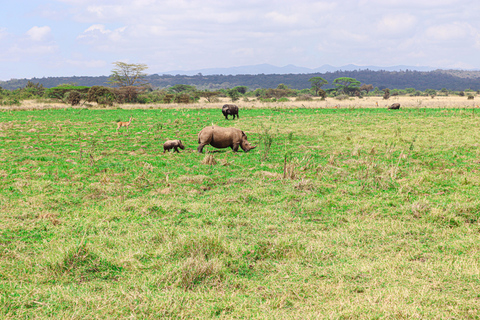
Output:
[
  {"xmin": 425, "ymin": 23, "xmax": 468, "ymax": 41},
  {"xmin": 26, "ymin": 26, "xmax": 52, "ymax": 42},
  {"xmin": 377, "ymin": 14, "xmax": 417, "ymax": 36},
  {"xmin": 77, "ymin": 24, "xmax": 127, "ymax": 44},
  {"xmin": 66, "ymin": 58, "xmax": 107, "ymax": 68}
]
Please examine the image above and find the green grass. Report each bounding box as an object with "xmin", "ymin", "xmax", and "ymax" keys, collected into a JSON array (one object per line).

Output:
[{"xmin": 1, "ymin": 106, "xmax": 480, "ymax": 318}]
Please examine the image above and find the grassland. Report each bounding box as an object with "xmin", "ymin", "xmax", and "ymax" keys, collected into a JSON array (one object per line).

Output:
[{"xmin": 1, "ymin": 98, "xmax": 480, "ymax": 318}]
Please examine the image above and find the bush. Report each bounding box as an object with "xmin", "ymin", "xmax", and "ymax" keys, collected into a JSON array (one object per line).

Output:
[
  {"xmin": 45, "ymin": 85, "xmax": 90, "ymax": 101},
  {"xmin": 87, "ymin": 86, "xmax": 116, "ymax": 106},
  {"xmin": 467, "ymin": 95, "xmax": 474, "ymax": 100},
  {"xmin": 174, "ymin": 94, "xmax": 191, "ymax": 104},
  {"xmin": 295, "ymin": 94, "xmax": 313, "ymax": 101},
  {"xmin": 163, "ymin": 94, "xmax": 174, "ymax": 103},
  {"xmin": 317, "ymin": 89, "xmax": 327, "ymax": 100},
  {"xmin": 383, "ymin": 88, "xmax": 390, "ymax": 100},
  {"xmin": 114, "ymin": 86, "xmax": 143, "ymax": 103},
  {"xmin": 65, "ymin": 90, "xmax": 82, "ymax": 106}
]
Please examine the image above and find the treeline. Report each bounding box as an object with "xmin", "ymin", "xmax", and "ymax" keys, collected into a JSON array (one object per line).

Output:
[
  {"xmin": 1, "ymin": 80, "xmax": 478, "ymax": 108},
  {"xmin": 1, "ymin": 69, "xmax": 480, "ymax": 91}
]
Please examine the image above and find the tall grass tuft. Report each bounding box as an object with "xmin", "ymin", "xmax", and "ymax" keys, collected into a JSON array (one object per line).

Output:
[
  {"xmin": 259, "ymin": 125, "xmax": 274, "ymax": 161},
  {"xmin": 201, "ymin": 153, "xmax": 217, "ymax": 165},
  {"xmin": 50, "ymin": 243, "xmax": 123, "ymax": 282}
]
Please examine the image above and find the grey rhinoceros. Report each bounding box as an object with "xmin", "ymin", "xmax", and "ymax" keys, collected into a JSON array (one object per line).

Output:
[{"xmin": 197, "ymin": 126, "xmax": 256, "ymax": 153}]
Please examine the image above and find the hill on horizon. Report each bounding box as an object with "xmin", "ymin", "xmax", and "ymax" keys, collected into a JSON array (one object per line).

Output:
[
  {"xmin": 155, "ymin": 63, "xmax": 439, "ymax": 76},
  {"xmin": 1, "ymin": 65, "xmax": 480, "ymax": 91}
]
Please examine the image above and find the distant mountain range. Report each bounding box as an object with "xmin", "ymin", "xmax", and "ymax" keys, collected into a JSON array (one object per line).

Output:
[
  {"xmin": 2, "ymin": 65, "xmax": 480, "ymax": 91},
  {"xmin": 157, "ymin": 63, "xmax": 438, "ymax": 76}
]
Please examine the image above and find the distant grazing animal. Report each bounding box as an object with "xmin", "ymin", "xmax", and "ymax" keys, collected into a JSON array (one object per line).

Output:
[
  {"xmin": 116, "ymin": 116, "xmax": 133, "ymax": 132},
  {"xmin": 222, "ymin": 104, "xmax": 239, "ymax": 120},
  {"xmin": 388, "ymin": 103, "xmax": 400, "ymax": 110},
  {"xmin": 197, "ymin": 126, "xmax": 256, "ymax": 153},
  {"xmin": 163, "ymin": 140, "xmax": 185, "ymax": 153}
]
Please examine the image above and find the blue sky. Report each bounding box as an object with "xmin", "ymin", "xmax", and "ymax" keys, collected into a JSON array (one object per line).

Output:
[{"xmin": 1, "ymin": 0, "xmax": 480, "ymax": 80}]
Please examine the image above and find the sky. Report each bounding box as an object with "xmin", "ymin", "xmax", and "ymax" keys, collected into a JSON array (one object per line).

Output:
[{"xmin": 1, "ymin": 0, "xmax": 480, "ymax": 80}]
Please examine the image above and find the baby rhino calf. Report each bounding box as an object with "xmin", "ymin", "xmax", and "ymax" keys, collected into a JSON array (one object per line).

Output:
[{"xmin": 163, "ymin": 140, "xmax": 185, "ymax": 153}]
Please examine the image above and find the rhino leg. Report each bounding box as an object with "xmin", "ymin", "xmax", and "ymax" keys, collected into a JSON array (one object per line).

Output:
[
  {"xmin": 232, "ymin": 144, "xmax": 240, "ymax": 152},
  {"xmin": 174, "ymin": 147, "xmax": 179, "ymax": 153},
  {"xmin": 197, "ymin": 143, "xmax": 207, "ymax": 153}
]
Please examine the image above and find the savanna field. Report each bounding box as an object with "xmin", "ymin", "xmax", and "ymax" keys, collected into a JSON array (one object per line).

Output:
[{"xmin": 1, "ymin": 98, "xmax": 480, "ymax": 318}]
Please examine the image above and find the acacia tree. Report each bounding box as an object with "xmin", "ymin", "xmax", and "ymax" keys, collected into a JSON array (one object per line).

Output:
[
  {"xmin": 333, "ymin": 77, "xmax": 361, "ymax": 96},
  {"xmin": 108, "ymin": 62, "xmax": 149, "ymax": 87},
  {"xmin": 308, "ymin": 77, "xmax": 328, "ymax": 96},
  {"xmin": 360, "ymin": 84, "xmax": 374, "ymax": 95}
]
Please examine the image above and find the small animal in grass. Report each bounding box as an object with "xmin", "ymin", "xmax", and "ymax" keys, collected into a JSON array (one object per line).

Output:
[
  {"xmin": 197, "ymin": 126, "xmax": 256, "ymax": 153},
  {"xmin": 116, "ymin": 116, "xmax": 133, "ymax": 132},
  {"xmin": 222, "ymin": 104, "xmax": 239, "ymax": 120},
  {"xmin": 163, "ymin": 140, "xmax": 185, "ymax": 153},
  {"xmin": 388, "ymin": 103, "xmax": 400, "ymax": 110}
]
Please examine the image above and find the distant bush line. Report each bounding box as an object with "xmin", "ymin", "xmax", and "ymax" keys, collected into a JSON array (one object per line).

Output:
[{"xmin": 1, "ymin": 74, "xmax": 479, "ymax": 107}]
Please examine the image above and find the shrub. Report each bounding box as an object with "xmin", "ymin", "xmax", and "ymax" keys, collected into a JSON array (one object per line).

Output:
[
  {"xmin": 87, "ymin": 86, "xmax": 116, "ymax": 106},
  {"xmin": 114, "ymin": 86, "xmax": 143, "ymax": 103},
  {"xmin": 163, "ymin": 94, "xmax": 174, "ymax": 103},
  {"xmin": 383, "ymin": 88, "xmax": 390, "ymax": 100},
  {"xmin": 467, "ymin": 95, "xmax": 474, "ymax": 100},
  {"xmin": 65, "ymin": 90, "xmax": 82, "ymax": 106},
  {"xmin": 45, "ymin": 85, "xmax": 90, "ymax": 101},
  {"xmin": 296, "ymin": 94, "xmax": 313, "ymax": 101},
  {"xmin": 317, "ymin": 89, "xmax": 327, "ymax": 100},
  {"xmin": 174, "ymin": 94, "xmax": 191, "ymax": 104}
]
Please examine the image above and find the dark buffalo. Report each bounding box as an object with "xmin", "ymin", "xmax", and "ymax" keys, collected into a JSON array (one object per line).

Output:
[
  {"xmin": 388, "ymin": 103, "xmax": 401, "ymax": 109},
  {"xmin": 222, "ymin": 104, "xmax": 239, "ymax": 120}
]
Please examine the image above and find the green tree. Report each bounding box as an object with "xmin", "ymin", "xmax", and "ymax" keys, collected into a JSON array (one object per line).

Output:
[
  {"xmin": 233, "ymin": 86, "xmax": 248, "ymax": 95},
  {"xmin": 227, "ymin": 88, "xmax": 240, "ymax": 102},
  {"xmin": 308, "ymin": 77, "xmax": 328, "ymax": 96},
  {"xmin": 333, "ymin": 77, "xmax": 361, "ymax": 96},
  {"xmin": 360, "ymin": 84, "xmax": 374, "ymax": 95},
  {"xmin": 168, "ymin": 84, "xmax": 196, "ymax": 93},
  {"xmin": 425, "ymin": 89, "xmax": 436, "ymax": 97},
  {"xmin": 199, "ymin": 90, "xmax": 220, "ymax": 103},
  {"xmin": 108, "ymin": 61, "xmax": 149, "ymax": 87}
]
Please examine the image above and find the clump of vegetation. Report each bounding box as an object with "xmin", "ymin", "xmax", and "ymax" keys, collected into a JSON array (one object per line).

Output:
[
  {"xmin": 87, "ymin": 86, "xmax": 116, "ymax": 106},
  {"xmin": 383, "ymin": 88, "xmax": 390, "ymax": 100},
  {"xmin": 295, "ymin": 94, "xmax": 313, "ymax": 101},
  {"xmin": 64, "ymin": 90, "xmax": 82, "ymax": 106},
  {"xmin": 201, "ymin": 153, "xmax": 217, "ymax": 165}
]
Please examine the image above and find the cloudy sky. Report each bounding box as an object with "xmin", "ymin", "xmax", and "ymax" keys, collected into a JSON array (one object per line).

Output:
[{"xmin": 1, "ymin": 0, "xmax": 480, "ymax": 80}]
